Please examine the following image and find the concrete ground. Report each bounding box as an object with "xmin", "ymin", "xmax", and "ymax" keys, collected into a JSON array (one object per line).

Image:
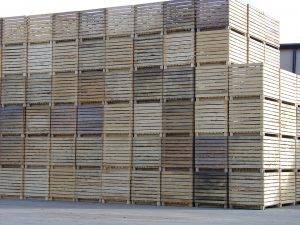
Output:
[{"xmin": 0, "ymin": 200, "xmax": 299, "ymax": 225}]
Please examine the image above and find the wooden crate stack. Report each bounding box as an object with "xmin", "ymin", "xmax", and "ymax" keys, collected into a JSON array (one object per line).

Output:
[{"xmin": 297, "ymin": 75, "xmax": 300, "ymax": 204}]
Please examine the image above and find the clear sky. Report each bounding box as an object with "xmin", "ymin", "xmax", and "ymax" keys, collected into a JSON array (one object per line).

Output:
[{"xmin": 0, "ymin": 0, "xmax": 298, "ymax": 43}]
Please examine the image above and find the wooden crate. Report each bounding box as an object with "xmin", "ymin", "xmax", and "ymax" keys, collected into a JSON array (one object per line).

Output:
[
  {"xmin": 77, "ymin": 104, "xmax": 103, "ymax": 135},
  {"xmin": 103, "ymin": 134, "xmax": 131, "ymax": 167},
  {"xmin": 133, "ymin": 135, "xmax": 161, "ymax": 168},
  {"xmin": 265, "ymin": 45, "xmax": 280, "ymax": 68},
  {"xmin": 280, "ymin": 69, "xmax": 297, "ymax": 104},
  {"xmin": 78, "ymin": 70, "xmax": 104, "ymax": 103},
  {"xmin": 134, "ymin": 67, "xmax": 162, "ymax": 100},
  {"xmin": 280, "ymin": 103, "xmax": 296, "ymax": 137},
  {"xmin": 280, "ymin": 171, "xmax": 295, "ymax": 205},
  {"xmin": 26, "ymin": 104, "xmax": 50, "ymax": 134},
  {"xmin": 196, "ymin": 29, "xmax": 247, "ymax": 64},
  {"xmin": 297, "ymin": 171, "xmax": 300, "ymax": 202},
  {"xmin": 164, "ymin": 0, "xmax": 195, "ymax": 31},
  {"xmin": 53, "ymin": 40, "xmax": 78, "ymax": 72},
  {"xmin": 248, "ymin": 38, "xmax": 265, "ymax": 64},
  {"xmin": 135, "ymin": 2, "xmax": 163, "ymax": 34},
  {"xmin": 163, "ymin": 67, "xmax": 194, "ymax": 99},
  {"xmin": 102, "ymin": 168, "xmax": 130, "ymax": 202},
  {"xmin": 195, "ymin": 98, "xmax": 228, "ymax": 134},
  {"xmin": 24, "ymin": 167, "xmax": 49, "ymax": 198},
  {"xmin": 297, "ymin": 139, "xmax": 300, "ymax": 170},
  {"xmin": 228, "ymin": 135, "xmax": 280, "ymax": 169},
  {"xmin": 2, "ymin": 16, "xmax": 27, "ymax": 44},
  {"xmin": 51, "ymin": 136, "xmax": 75, "ymax": 166},
  {"xmin": 105, "ymin": 36, "xmax": 133, "ymax": 69},
  {"xmin": 229, "ymin": 97, "xmax": 280, "ymax": 135},
  {"xmin": 297, "ymin": 76, "xmax": 300, "ymax": 105},
  {"xmin": 161, "ymin": 170, "xmax": 193, "ymax": 205},
  {"xmin": 50, "ymin": 167, "xmax": 75, "ymax": 199},
  {"xmin": 265, "ymin": 14, "xmax": 280, "ymax": 47},
  {"xmin": 26, "ymin": 73, "xmax": 51, "ymax": 104},
  {"xmin": 76, "ymin": 136, "xmax": 102, "ymax": 167},
  {"xmin": 194, "ymin": 169, "xmax": 227, "ymax": 207},
  {"xmin": 0, "ymin": 105, "xmax": 24, "ymax": 134},
  {"xmin": 52, "ymin": 72, "xmax": 77, "ymax": 103},
  {"xmin": 162, "ymin": 135, "xmax": 193, "ymax": 168},
  {"xmin": 105, "ymin": 69, "xmax": 132, "ymax": 101},
  {"xmin": 248, "ymin": 5, "xmax": 266, "ymax": 41},
  {"xmin": 164, "ymin": 31, "xmax": 194, "ymax": 66},
  {"xmin": 79, "ymin": 9, "xmax": 105, "ymax": 39},
  {"xmin": 229, "ymin": 170, "xmax": 280, "ymax": 209},
  {"xmin": 229, "ymin": 63, "xmax": 280, "ymax": 100},
  {"xmin": 2, "ymin": 44, "xmax": 26, "ymax": 74},
  {"xmin": 53, "ymin": 12, "xmax": 78, "ymax": 40},
  {"xmin": 104, "ymin": 102, "xmax": 132, "ymax": 134},
  {"xmin": 25, "ymin": 136, "xmax": 50, "ymax": 166},
  {"xmin": 196, "ymin": 64, "xmax": 228, "ymax": 98},
  {"xmin": 28, "ymin": 14, "xmax": 52, "ymax": 43},
  {"xmin": 131, "ymin": 170, "xmax": 160, "ymax": 203},
  {"xmin": 0, "ymin": 167, "xmax": 22, "ymax": 197},
  {"xmin": 79, "ymin": 38, "xmax": 105, "ymax": 70},
  {"xmin": 0, "ymin": 136, "xmax": 24, "ymax": 165},
  {"xmin": 1, "ymin": 74, "xmax": 25, "ymax": 105},
  {"xmin": 75, "ymin": 168, "xmax": 101, "ymax": 200},
  {"xmin": 134, "ymin": 101, "xmax": 162, "ymax": 134},
  {"xmin": 106, "ymin": 6, "xmax": 134, "ymax": 36},
  {"xmin": 28, "ymin": 42, "xmax": 52, "ymax": 73},
  {"xmin": 195, "ymin": 135, "xmax": 228, "ymax": 169},
  {"xmin": 280, "ymin": 137, "xmax": 296, "ymax": 170},
  {"xmin": 51, "ymin": 104, "xmax": 76, "ymax": 134},
  {"xmin": 163, "ymin": 100, "xmax": 193, "ymax": 133},
  {"xmin": 134, "ymin": 33, "xmax": 163, "ymax": 68}
]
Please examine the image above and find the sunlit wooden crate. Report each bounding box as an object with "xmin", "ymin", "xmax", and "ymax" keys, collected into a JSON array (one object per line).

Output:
[
  {"xmin": 24, "ymin": 167, "xmax": 49, "ymax": 199},
  {"xmin": 0, "ymin": 167, "xmax": 23, "ymax": 198},
  {"xmin": 28, "ymin": 14, "xmax": 52, "ymax": 43},
  {"xmin": 0, "ymin": 136, "xmax": 24, "ymax": 165},
  {"xmin": 51, "ymin": 104, "xmax": 76, "ymax": 135},
  {"xmin": 79, "ymin": 9, "xmax": 105, "ymax": 39},
  {"xmin": 2, "ymin": 16, "xmax": 27, "ymax": 44},
  {"xmin": 25, "ymin": 136, "xmax": 50, "ymax": 166},
  {"xmin": 52, "ymin": 12, "xmax": 78, "ymax": 40},
  {"xmin": 0, "ymin": 105, "xmax": 24, "ymax": 134},
  {"xmin": 51, "ymin": 136, "xmax": 75, "ymax": 166},
  {"xmin": 28, "ymin": 42, "xmax": 52, "ymax": 73},
  {"xmin": 76, "ymin": 136, "xmax": 102, "ymax": 167},
  {"xmin": 50, "ymin": 167, "xmax": 75, "ymax": 200},
  {"xmin": 26, "ymin": 104, "xmax": 50, "ymax": 134}
]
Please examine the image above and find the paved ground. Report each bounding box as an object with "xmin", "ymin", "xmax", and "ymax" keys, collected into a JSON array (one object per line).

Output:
[{"xmin": 0, "ymin": 200, "xmax": 299, "ymax": 225}]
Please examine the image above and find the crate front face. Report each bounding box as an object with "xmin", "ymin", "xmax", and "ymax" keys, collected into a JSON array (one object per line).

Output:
[
  {"xmin": 25, "ymin": 167, "xmax": 49, "ymax": 198},
  {"xmin": 265, "ymin": 45, "xmax": 280, "ymax": 68},
  {"xmin": 51, "ymin": 104, "xmax": 76, "ymax": 134},
  {"xmin": 0, "ymin": 167, "xmax": 22, "ymax": 196},
  {"xmin": 1, "ymin": 74, "xmax": 26, "ymax": 105},
  {"xmin": 26, "ymin": 104, "xmax": 50, "ymax": 134},
  {"xmin": 228, "ymin": 30, "xmax": 247, "ymax": 64},
  {"xmin": 280, "ymin": 103, "xmax": 296, "ymax": 137},
  {"xmin": 0, "ymin": 105, "xmax": 24, "ymax": 134},
  {"xmin": 51, "ymin": 136, "xmax": 75, "ymax": 166},
  {"xmin": 77, "ymin": 104, "xmax": 104, "ymax": 134},
  {"xmin": 248, "ymin": 6, "xmax": 266, "ymax": 41},
  {"xmin": 248, "ymin": 38, "xmax": 265, "ymax": 64},
  {"xmin": 76, "ymin": 136, "xmax": 102, "ymax": 167},
  {"xmin": 228, "ymin": 0, "xmax": 247, "ymax": 33},
  {"xmin": 265, "ymin": 14, "xmax": 279, "ymax": 47},
  {"xmin": 280, "ymin": 171, "xmax": 296, "ymax": 204},
  {"xmin": 3, "ymin": 16, "xmax": 27, "ymax": 44},
  {"xmin": 28, "ymin": 14, "xmax": 52, "ymax": 42},
  {"xmin": 25, "ymin": 136, "xmax": 50, "ymax": 165},
  {"xmin": 79, "ymin": 9, "xmax": 105, "ymax": 38},
  {"xmin": 280, "ymin": 138, "xmax": 296, "ymax": 170},
  {"xmin": 26, "ymin": 73, "xmax": 52, "ymax": 104},
  {"xmin": 53, "ymin": 12, "xmax": 78, "ymax": 40},
  {"xmin": 280, "ymin": 69, "xmax": 297, "ymax": 104},
  {"xmin": 75, "ymin": 168, "xmax": 101, "ymax": 199},
  {"xmin": 52, "ymin": 72, "xmax": 77, "ymax": 103},
  {"xmin": 2, "ymin": 44, "xmax": 26, "ymax": 74},
  {"xmin": 50, "ymin": 167, "xmax": 75, "ymax": 199},
  {"xmin": 0, "ymin": 136, "xmax": 23, "ymax": 165},
  {"xmin": 28, "ymin": 42, "xmax": 52, "ymax": 73},
  {"xmin": 296, "ymin": 171, "xmax": 300, "ymax": 202},
  {"xmin": 53, "ymin": 40, "xmax": 78, "ymax": 72}
]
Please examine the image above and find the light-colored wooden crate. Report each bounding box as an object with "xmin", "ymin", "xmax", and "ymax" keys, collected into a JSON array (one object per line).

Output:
[
  {"xmin": 52, "ymin": 72, "xmax": 77, "ymax": 103},
  {"xmin": 105, "ymin": 36, "xmax": 133, "ymax": 69},
  {"xmin": 265, "ymin": 45, "xmax": 280, "ymax": 68},
  {"xmin": 51, "ymin": 136, "xmax": 75, "ymax": 166},
  {"xmin": 229, "ymin": 63, "xmax": 280, "ymax": 100},
  {"xmin": 53, "ymin": 12, "xmax": 78, "ymax": 40},
  {"xmin": 104, "ymin": 102, "xmax": 132, "ymax": 134},
  {"xmin": 228, "ymin": 135, "xmax": 280, "ymax": 169},
  {"xmin": 296, "ymin": 171, "xmax": 300, "ymax": 202},
  {"xmin": 164, "ymin": 0, "xmax": 195, "ymax": 31},
  {"xmin": 26, "ymin": 73, "xmax": 51, "ymax": 104},
  {"xmin": 76, "ymin": 136, "xmax": 102, "ymax": 167},
  {"xmin": 25, "ymin": 136, "xmax": 50, "ymax": 166},
  {"xmin": 1, "ymin": 74, "xmax": 25, "ymax": 105},
  {"xmin": 280, "ymin": 102, "xmax": 296, "ymax": 137},
  {"xmin": 24, "ymin": 167, "xmax": 49, "ymax": 198},
  {"xmin": 297, "ymin": 140, "xmax": 300, "ymax": 170},
  {"xmin": 194, "ymin": 169, "xmax": 227, "ymax": 207},
  {"xmin": 0, "ymin": 167, "xmax": 22, "ymax": 197},
  {"xmin": 28, "ymin": 14, "xmax": 52, "ymax": 43},
  {"xmin": 3, "ymin": 16, "xmax": 27, "ymax": 44},
  {"xmin": 135, "ymin": 2, "xmax": 163, "ymax": 34},
  {"xmin": 0, "ymin": 136, "xmax": 24, "ymax": 165},
  {"xmin": 134, "ymin": 101, "xmax": 162, "ymax": 134},
  {"xmin": 134, "ymin": 33, "xmax": 163, "ymax": 68},
  {"xmin": 50, "ymin": 167, "xmax": 75, "ymax": 199},
  {"xmin": 134, "ymin": 67, "xmax": 162, "ymax": 100},
  {"xmin": 106, "ymin": 6, "xmax": 134, "ymax": 36},
  {"xmin": 51, "ymin": 104, "xmax": 76, "ymax": 134},
  {"xmin": 195, "ymin": 98, "xmax": 228, "ymax": 134},
  {"xmin": 196, "ymin": 64, "xmax": 228, "ymax": 98},
  {"xmin": 195, "ymin": 135, "xmax": 228, "ymax": 169},
  {"xmin": 0, "ymin": 105, "xmax": 24, "ymax": 134},
  {"xmin": 248, "ymin": 5, "xmax": 266, "ymax": 41},
  {"xmin": 105, "ymin": 69, "xmax": 132, "ymax": 101},
  {"xmin": 133, "ymin": 135, "xmax": 161, "ymax": 168},
  {"xmin": 131, "ymin": 170, "xmax": 160, "ymax": 202},
  {"xmin": 162, "ymin": 135, "xmax": 193, "ymax": 168},
  {"xmin": 79, "ymin": 9, "xmax": 105, "ymax": 39},
  {"xmin": 78, "ymin": 70, "xmax": 104, "ymax": 103},
  {"xmin": 53, "ymin": 40, "xmax": 78, "ymax": 72},
  {"xmin": 79, "ymin": 38, "xmax": 105, "ymax": 71},
  {"xmin": 280, "ymin": 171, "xmax": 295, "ymax": 205},
  {"xmin": 297, "ymin": 76, "xmax": 300, "ymax": 105},
  {"xmin": 75, "ymin": 168, "xmax": 101, "ymax": 200},
  {"xmin": 163, "ymin": 67, "xmax": 194, "ymax": 99},
  {"xmin": 229, "ymin": 97, "xmax": 280, "ymax": 135},
  {"xmin": 77, "ymin": 104, "xmax": 103, "ymax": 135},
  {"xmin": 280, "ymin": 69, "xmax": 297, "ymax": 104},
  {"xmin": 280, "ymin": 137, "xmax": 296, "ymax": 170},
  {"xmin": 164, "ymin": 31, "xmax": 194, "ymax": 66},
  {"xmin": 28, "ymin": 42, "xmax": 52, "ymax": 73},
  {"xmin": 103, "ymin": 134, "xmax": 131, "ymax": 167},
  {"xmin": 265, "ymin": 14, "xmax": 280, "ymax": 47},
  {"xmin": 229, "ymin": 170, "xmax": 280, "ymax": 209},
  {"xmin": 26, "ymin": 104, "xmax": 50, "ymax": 134},
  {"xmin": 196, "ymin": 29, "xmax": 247, "ymax": 64},
  {"xmin": 2, "ymin": 44, "xmax": 26, "ymax": 74},
  {"xmin": 248, "ymin": 38, "xmax": 265, "ymax": 64}
]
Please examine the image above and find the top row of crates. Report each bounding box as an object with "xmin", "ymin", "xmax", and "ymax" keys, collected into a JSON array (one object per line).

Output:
[{"xmin": 1, "ymin": 0, "xmax": 279, "ymax": 47}]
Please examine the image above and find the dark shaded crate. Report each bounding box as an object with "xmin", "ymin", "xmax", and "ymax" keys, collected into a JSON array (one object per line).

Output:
[
  {"xmin": 51, "ymin": 136, "xmax": 75, "ymax": 166},
  {"xmin": 2, "ymin": 16, "xmax": 27, "ymax": 44},
  {"xmin": 51, "ymin": 104, "xmax": 76, "ymax": 134},
  {"xmin": 53, "ymin": 40, "xmax": 78, "ymax": 72},
  {"xmin": 0, "ymin": 105, "xmax": 24, "ymax": 134},
  {"xmin": 1, "ymin": 74, "xmax": 25, "ymax": 105},
  {"xmin": 28, "ymin": 14, "xmax": 52, "ymax": 43},
  {"xmin": 0, "ymin": 136, "xmax": 24, "ymax": 165},
  {"xmin": 26, "ymin": 104, "xmax": 50, "ymax": 134},
  {"xmin": 2, "ymin": 43, "xmax": 26, "ymax": 74},
  {"xmin": 25, "ymin": 136, "xmax": 50, "ymax": 166},
  {"xmin": 53, "ymin": 12, "xmax": 78, "ymax": 40},
  {"xmin": 24, "ymin": 167, "xmax": 49, "ymax": 198},
  {"xmin": 52, "ymin": 72, "xmax": 77, "ymax": 103},
  {"xmin": 26, "ymin": 73, "xmax": 51, "ymax": 104},
  {"xmin": 0, "ymin": 167, "xmax": 22, "ymax": 197},
  {"xmin": 28, "ymin": 42, "xmax": 52, "ymax": 73},
  {"xmin": 50, "ymin": 167, "xmax": 75, "ymax": 199},
  {"xmin": 79, "ymin": 9, "xmax": 105, "ymax": 39},
  {"xmin": 76, "ymin": 136, "xmax": 102, "ymax": 167}
]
